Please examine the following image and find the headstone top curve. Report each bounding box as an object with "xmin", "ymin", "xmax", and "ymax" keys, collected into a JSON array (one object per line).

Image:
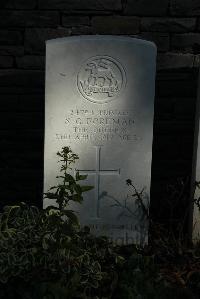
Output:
[{"xmin": 45, "ymin": 35, "xmax": 157, "ymax": 51}]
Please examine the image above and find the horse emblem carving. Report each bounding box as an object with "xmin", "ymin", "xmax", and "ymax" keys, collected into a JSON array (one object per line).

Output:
[
  {"xmin": 78, "ymin": 56, "xmax": 125, "ymax": 104},
  {"xmin": 85, "ymin": 59, "xmax": 119, "ymax": 96}
]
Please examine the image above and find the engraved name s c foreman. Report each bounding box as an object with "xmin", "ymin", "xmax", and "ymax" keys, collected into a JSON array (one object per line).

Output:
[{"xmin": 77, "ymin": 56, "xmax": 126, "ymax": 104}]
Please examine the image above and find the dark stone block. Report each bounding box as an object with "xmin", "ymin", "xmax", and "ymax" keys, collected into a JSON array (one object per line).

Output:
[
  {"xmin": 197, "ymin": 18, "xmax": 200, "ymax": 31},
  {"xmin": 0, "ymin": 56, "xmax": 14, "ymax": 68},
  {"xmin": 0, "ymin": 46, "xmax": 24, "ymax": 56},
  {"xmin": 157, "ymin": 53, "xmax": 194, "ymax": 70},
  {"xmin": 0, "ymin": 129, "xmax": 43, "ymax": 146},
  {"xmin": 62, "ymin": 16, "xmax": 90, "ymax": 27},
  {"xmin": 0, "ymin": 11, "xmax": 60, "ymax": 28},
  {"xmin": 0, "ymin": 0, "xmax": 36, "ymax": 9},
  {"xmin": 156, "ymin": 69, "xmax": 198, "ymax": 81},
  {"xmin": 156, "ymin": 79, "xmax": 197, "ymax": 97},
  {"xmin": 180, "ymin": 136, "xmax": 194, "ymax": 159},
  {"xmin": 193, "ymin": 54, "xmax": 200, "ymax": 67},
  {"xmin": 0, "ymin": 30, "xmax": 23, "ymax": 46},
  {"xmin": 170, "ymin": 0, "xmax": 200, "ymax": 16},
  {"xmin": 91, "ymin": 16, "xmax": 140, "ymax": 34},
  {"xmin": 1, "ymin": 168, "xmax": 43, "ymax": 185},
  {"xmin": 155, "ymin": 96, "xmax": 196, "ymax": 121},
  {"xmin": 0, "ymin": 70, "xmax": 44, "ymax": 87},
  {"xmin": 152, "ymin": 159, "xmax": 192, "ymax": 177},
  {"xmin": 139, "ymin": 32, "xmax": 170, "ymax": 52},
  {"xmin": 0, "ymin": 95, "xmax": 19, "ymax": 111},
  {"xmin": 19, "ymin": 94, "xmax": 44, "ymax": 112},
  {"xmin": 1, "ymin": 151, "xmax": 43, "ymax": 170},
  {"xmin": 171, "ymin": 33, "xmax": 200, "ymax": 53},
  {"xmin": 154, "ymin": 97, "xmax": 175, "ymax": 120},
  {"xmin": 0, "ymin": 112, "xmax": 43, "ymax": 129},
  {"xmin": 63, "ymin": 10, "xmax": 112, "ymax": 15},
  {"xmin": 16, "ymin": 56, "xmax": 45, "ymax": 69},
  {"xmin": 174, "ymin": 97, "xmax": 196, "ymax": 120},
  {"xmin": 0, "ymin": 86, "xmax": 44, "ymax": 94},
  {"xmin": 124, "ymin": 0, "xmax": 168, "ymax": 16},
  {"xmin": 153, "ymin": 120, "xmax": 194, "ymax": 135},
  {"xmin": 25, "ymin": 28, "xmax": 71, "ymax": 54},
  {"xmin": 70, "ymin": 26, "xmax": 92, "ymax": 35},
  {"xmin": 0, "ymin": 191, "xmax": 42, "ymax": 209},
  {"xmin": 153, "ymin": 135, "xmax": 181, "ymax": 159},
  {"xmin": 38, "ymin": 0, "xmax": 121, "ymax": 10},
  {"xmin": 141, "ymin": 17, "xmax": 196, "ymax": 32}
]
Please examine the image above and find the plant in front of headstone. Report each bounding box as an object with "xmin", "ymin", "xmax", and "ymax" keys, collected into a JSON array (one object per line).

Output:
[
  {"xmin": 109, "ymin": 178, "xmax": 149, "ymax": 247},
  {"xmin": 0, "ymin": 146, "xmax": 124, "ymax": 299},
  {"xmin": 44, "ymin": 146, "xmax": 94, "ymax": 222}
]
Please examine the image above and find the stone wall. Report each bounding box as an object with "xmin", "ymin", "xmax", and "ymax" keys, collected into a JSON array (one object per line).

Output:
[{"xmin": 0, "ymin": 0, "xmax": 199, "ymax": 231}]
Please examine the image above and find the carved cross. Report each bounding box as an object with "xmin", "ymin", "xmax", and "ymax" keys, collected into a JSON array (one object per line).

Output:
[{"xmin": 76, "ymin": 146, "xmax": 120, "ymax": 218}]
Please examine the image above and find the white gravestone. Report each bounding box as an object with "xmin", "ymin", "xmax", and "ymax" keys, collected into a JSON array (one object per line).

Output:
[{"xmin": 44, "ymin": 36, "xmax": 157, "ymax": 245}]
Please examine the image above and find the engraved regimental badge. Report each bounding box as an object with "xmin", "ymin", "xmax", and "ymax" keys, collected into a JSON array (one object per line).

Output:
[{"xmin": 77, "ymin": 56, "xmax": 126, "ymax": 104}]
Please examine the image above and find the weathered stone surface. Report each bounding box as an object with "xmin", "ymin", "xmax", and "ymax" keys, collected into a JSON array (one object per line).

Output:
[
  {"xmin": 124, "ymin": 0, "xmax": 168, "ymax": 16},
  {"xmin": 0, "ymin": 70, "xmax": 44, "ymax": 87},
  {"xmin": 0, "ymin": 11, "xmax": 60, "ymax": 28},
  {"xmin": 62, "ymin": 16, "xmax": 90, "ymax": 27},
  {"xmin": 0, "ymin": 0, "xmax": 36, "ymax": 9},
  {"xmin": 0, "ymin": 56, "xmax": 14, "ymax": 68},
  {"xmin": 139, "ymin": 32, "xmax": 170, "ymax": 52},
  {"xmin": 0, "ymin": 30, "xmax": 22, "ymax": 46},
  {"xmin": 141, "ymin": 17, "xmax": 196, "ymax": 32},
  {"xmin": 16, "ymin": 56, "xmax": 45, "ymax": 69},
  {"xmin": 157, "ymin": 53, "xmax": 194, "ymax": 70},
  {"xmin": 170, "ymin": 0, "xmax": 200, "ymax": 16},
  {"xmin": 171, "ymin": 33, "xmax": 200, "ymax": 53},
  {"xmin": 39, "ymin": 0, "xmax": 121, "ymax": 10},
  {"xmin": 44, "ymin": 36, "xmax": 157, "ymax": 245},
  {"xmin": 0, "ymin": 46, "xmax": 24, "ymax": 56},
  {"xmin": 25, "ymin": 28, "xmax": 71, "ymax": 54},
  {"xmin": 92, "ymin": 16, "xmax": 140, "ymax": 34}
]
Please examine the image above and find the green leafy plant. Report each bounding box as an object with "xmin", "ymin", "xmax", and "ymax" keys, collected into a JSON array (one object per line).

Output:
[
  {"xmin": 44, "ymin": 146, "xmax": 93, "ymax": 223},
  {"xmin": 0, "ymin": 147, "xmax": 123, "ymax": 299},
  {"xmin": 0, "ymin": 147, "xmax": 200, "ymax": 299}
]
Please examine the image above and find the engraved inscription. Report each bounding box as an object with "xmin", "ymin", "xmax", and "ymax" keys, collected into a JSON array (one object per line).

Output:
[
  {"xmin": 77, "ymin": 56, "xmax": 126, "ymax": 104},
  {"xmin": 55, "ymin": 108, "xmax": 142, "ymax": 143}
]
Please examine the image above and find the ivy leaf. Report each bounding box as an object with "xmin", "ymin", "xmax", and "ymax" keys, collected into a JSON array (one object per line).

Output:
[
  {"xmin": 65, "ymin": 174, "xmax": 76, "ymax": 183},
  {"xmin": 72, "ymin": 194, "xmax": 83, "ymax": 203},
  {"xmin": 44, "ymin": 192, "xmax": 58, "ymax": 199},
  {"xmin": 73, "ymin": 184, "xmax": 82, "ymax": 195},
  {"xmin": 81, "ymin": 186, "xmax": 94, "ymax": 192},
  {"xmin": 62, "ymin": 210, "xmax": 79, "ymax": 226},
  {"xmin": 75, "ymin": 172, "xmax": 88, "ymax": 181}
]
